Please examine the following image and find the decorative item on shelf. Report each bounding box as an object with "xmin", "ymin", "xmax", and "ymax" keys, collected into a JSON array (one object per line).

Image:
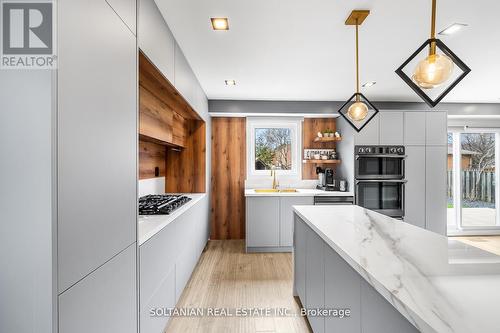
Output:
[
  {"xmin": 337, "ymin": 10, "xmax": 379, "ymax": 133},
  {"xmin": 395, "ymin": 0, "xmax": 470, "ymax": 107},
  {"xmin": 334, "ymin": 131, "xmax": 341, "ymax": 138},
  {"xmin": 317, "ymin": 131, "xmax": 323, "ymax": 138},
  {"xmin": 304, "ymin": 149, "xmax": 337, "ymax": 162}
]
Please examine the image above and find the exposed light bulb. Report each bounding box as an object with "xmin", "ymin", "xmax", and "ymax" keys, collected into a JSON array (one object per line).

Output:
[
  {"xmin": 412, "ymin": 53, "xmax": 454, "ymax": 89},
  {"xmin": 347, "ymin": 101, "xmax": 368, "ymax": 121}
]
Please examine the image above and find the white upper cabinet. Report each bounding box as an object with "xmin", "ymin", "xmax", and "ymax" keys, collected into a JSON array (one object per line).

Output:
[
  {"xmin": 138, "ymin": 0, "xmax": 175, "ymax": 83},
  {"xmin": 426, "ymin": 112, "xmax": 447, "ymax": 146},
  {"xmin": 174, "ymin": 42, "xmax": 196, "ymax": 109},
  {"xmin": 404, "ymin": 112, "xmax": 426, "ymax": 145},
  {"xmin": 379, "ymin": 112, "xmax": 404, "ymax": 145},
  {"xmin": 106, "ymin": 0, "xmax": 136, "ymax": 34},
  {"xmin": 354, "ymin": 113, "xmax": 380, "ymax": 145}
]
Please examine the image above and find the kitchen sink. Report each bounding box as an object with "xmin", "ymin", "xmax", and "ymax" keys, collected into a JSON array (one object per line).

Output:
[{"xmin": 254, "ymin": 189, "xmax": 297, "ymax": 193}]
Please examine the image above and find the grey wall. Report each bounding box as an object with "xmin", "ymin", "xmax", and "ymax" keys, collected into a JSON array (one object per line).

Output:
[
  {"xmin": 0, "ymin": 70, "xmax": 56, "ymax": 333},
  {"xmin": 209, "ymin": 99, "xmax": 500, "ymax": 116}
]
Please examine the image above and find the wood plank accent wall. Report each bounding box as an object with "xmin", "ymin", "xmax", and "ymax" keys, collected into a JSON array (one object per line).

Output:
[
  {"xmin": 139, "ymin": 51, "xmax": 206, "ymax": 192},
  {"xmin": 210, "ymin": 118, "xmax": 246, "ymax": 240},
  {"xmin": 166, "ymin": 120, "xmax": 206, "ymax": 193},
  {"xmin": 139, "ymin": 140, "xmax": 167, "ymax": 180},
  {"xmin": 302, "ymin": 118, "xmax": 337, "ymax": 179}
]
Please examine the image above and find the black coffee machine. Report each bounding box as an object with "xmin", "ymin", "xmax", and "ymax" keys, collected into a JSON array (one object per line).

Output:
[{"xmin": 316, "ymin": 167, "xmax": 348, "ymax": 192}]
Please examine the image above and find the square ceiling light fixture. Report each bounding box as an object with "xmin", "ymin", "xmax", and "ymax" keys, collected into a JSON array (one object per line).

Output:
[
  {"xmin": 225, "ymin": 79, "xmax": 236, "ymax": 86},
  {"xmin": 211, "ymin": 17, "xmax": 229, "ymax": 30},
  {"xmin": 395, "ymin": 0, "xmax": 470, "ymax": 107},
  {"xmin": 439, "ymin": 23, "xmax": 468, "ymax": 36}
]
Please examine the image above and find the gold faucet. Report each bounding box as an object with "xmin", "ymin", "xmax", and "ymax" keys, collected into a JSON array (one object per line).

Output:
[{"xmin": 271, "ymin": 168, "xmax": 278, "ymax": 189}]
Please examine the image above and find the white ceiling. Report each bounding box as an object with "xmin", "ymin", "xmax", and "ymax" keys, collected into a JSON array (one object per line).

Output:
[{"xmin": 155, "ymin": 0, "xmax": 500, "ymax": 103}]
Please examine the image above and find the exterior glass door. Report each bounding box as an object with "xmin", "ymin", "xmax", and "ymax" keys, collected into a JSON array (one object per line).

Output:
[{"xmin": 447, "ymin": 129, "xmax": 500, "ymax": 234}]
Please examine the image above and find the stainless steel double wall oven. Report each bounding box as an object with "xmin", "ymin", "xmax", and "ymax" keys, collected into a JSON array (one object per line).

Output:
[{"xmin": 355, "ymin": 145, "xmax": 406, "ymax": 218}]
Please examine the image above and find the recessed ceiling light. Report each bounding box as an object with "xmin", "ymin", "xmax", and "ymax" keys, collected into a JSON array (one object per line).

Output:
[
  {"xmin": 225, "ymin": 80, "xmax": 236, "ymax": 86},
  {"xmin": 211, "ymin": 18, "xmax": 229, "ymax": 30},
  {"xmin": 438, "ymin": 23, "xmax": 468, "ymax": 36},
  {"xmin": 362, "ymin": 81, "xmax": 376, "ymax": 88}
]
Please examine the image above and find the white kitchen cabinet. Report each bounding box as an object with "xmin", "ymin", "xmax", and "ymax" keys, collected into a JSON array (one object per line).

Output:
[
  {"xmin": 246, "ymin": 197, "xmax": 280, "ymax": 248},
  {"xmin": 295, "ymin": 215, "xmax": 419, "ymax": 333},
  {"xmin": 404, "ymin": 146, "xmax": 426, "ymax": 229},
  {"xmin": 139, "ymin": 221, "xmax": 179, "ymax": 318},
  {"xmin": 280, "ymin": 197, "xmax": 314, "ymax": 247},
  {"xmin": 141, "ymin": 267, "xmax": 176, "ymax": 333},
  {"xmin": 379, "ymin": 112, "xmax": 404, "ymax": 145},
  {"xmin": 294, "ymin": 216, "xmax": 307, "ymax": 302},
  {"xmin": 305, "ymin": 225, "xmax": 325, "ymax": 333},
  {"xmin": 174, "ymin": 42, "xmax": 196, "ymax": 108},
  {"xmin": 139, "ymin": 197, "xmax": 209, "ymax": 332},
  {"xmin": 325, "ymin": 245, "xmax": 361, "ymax": 333},
  {"xmin": 59, "ymin": 244, "xmax": 137, "ymax": 333},
  {"xmin": 425, "ymin": 146, "xmax": 448, "ymax": 235},
  {"xmin": 354, "ymin": 113, "xmax": 380, "ymax": 145},
  {"xmin": 404, "ymin": 112, "xmax": 426, "ymax": 145},
  {"xmin": 138, "ymin": 0, "xmax": 175, "ymax": 83},
  {"xmin": 58, "ymin": 0, "xmax": 137, "ymax": 293},
  {"xmin": 106, "ymin": 0, "xmax": 136, "ymax": 34},
  {"xmin": 426, "ymin": 111, "xmax": 447, "ymax": 146},
  {"xmin": 360, "ymin": 279, "xmax": 419, "ymax": 333}
]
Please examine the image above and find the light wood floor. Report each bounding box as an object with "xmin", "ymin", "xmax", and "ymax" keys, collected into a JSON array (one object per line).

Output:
[
  {"xmin": 165, "ymin": 240, "xmax": 311, "ymax": 333},
  {"xmin": 455, "ymin": 236, "xmax": 500, "ymax": 256}
]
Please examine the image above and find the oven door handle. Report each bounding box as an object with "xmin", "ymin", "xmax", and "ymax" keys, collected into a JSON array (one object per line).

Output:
[
  {"xmin": 356, "ymin": 179, "xmax": 408, "ymax": 184},
  {"xmin": 355, "ymin": 154, "xmax": 407, "ymax": 159}
]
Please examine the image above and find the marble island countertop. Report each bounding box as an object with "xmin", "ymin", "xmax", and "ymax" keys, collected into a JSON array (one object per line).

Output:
[
  {"xmin": 293, "ymin": 205, "xmax": 500, "ymax": 333},
  {"xmin": 245, "ymin": 188, "xmax": 354, "ymax": 197}
]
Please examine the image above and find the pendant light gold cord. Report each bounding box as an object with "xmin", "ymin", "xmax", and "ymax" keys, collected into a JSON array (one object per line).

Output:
[
  {"xmin": 355, "ymin": 19, "xmax": 360, "ymax": 98},
  {"xmin": 430, "ymin": 0, "xmax": 437, "ymax": 54}
]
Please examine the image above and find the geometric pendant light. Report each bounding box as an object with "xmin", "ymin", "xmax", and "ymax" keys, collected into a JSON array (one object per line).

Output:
[
  {"xmin": 337, "ymin": 10, "xmax": 379, "ymax": 133},
  {"xmin": 395, "ymin": 0, "xmax": 471, "ymax": 107}
]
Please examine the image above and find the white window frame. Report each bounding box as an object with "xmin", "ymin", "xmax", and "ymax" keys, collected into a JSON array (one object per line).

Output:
[
  {"xmin": 246, "ymin": 117, "xmax": 302, "ymax": 180},
  {"xmin": 448, "ymin": 127, "xmax": 500, "ymax": 235}
]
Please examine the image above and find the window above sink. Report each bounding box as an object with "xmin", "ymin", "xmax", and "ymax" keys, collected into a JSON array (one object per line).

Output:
[{"xmin": 247, "ymin": 117, "xmax": 302, "ymax": 181}]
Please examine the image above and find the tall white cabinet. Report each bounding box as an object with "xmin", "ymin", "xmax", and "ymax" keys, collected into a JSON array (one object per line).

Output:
[
  {"xmin": 58, "ymin": 0, "xmax": 138, "ymax": 332},
  {"xmin": 353, "ymin": 111, "xmax": 448, "ymax": 235}
]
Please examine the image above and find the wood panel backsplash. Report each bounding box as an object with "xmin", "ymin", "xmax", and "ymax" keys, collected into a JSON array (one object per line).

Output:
[
  {"xmin": 210, "ymin": 117, "xmax": 246, "ymax": 240},
  {"xmin": 166, "ymin": 120, "xmax": 206, "ymax": 193},
  {"xmin": 302, "ymin": 118, "xmax": 337, "ymax": 179},
  {"xmin": 138, "ymin": 51, "xmax": 206, "ymax": 193},
  {"xmin": 139, "ymin": 140, "xmax": 166, "ymax": 180}
]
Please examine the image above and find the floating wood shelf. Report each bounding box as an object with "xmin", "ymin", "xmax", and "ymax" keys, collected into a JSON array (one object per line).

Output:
[
  {"xmin": 302, "ymin": 159, "xmax": 341, "ymax": 164},
  {"xmin": 313, "ymin": 136, "xmax": 342, "ymax": 143}
]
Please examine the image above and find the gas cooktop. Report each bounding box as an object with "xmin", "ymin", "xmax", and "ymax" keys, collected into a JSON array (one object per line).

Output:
[{"xmin": 138, "ymin": 194, "xmax": 192, "ymax": 215}]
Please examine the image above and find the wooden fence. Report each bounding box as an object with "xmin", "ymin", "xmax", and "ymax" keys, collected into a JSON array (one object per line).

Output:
[{"xmin": 447, "ymin": 170, "xmax": 496, "ymax": 203}]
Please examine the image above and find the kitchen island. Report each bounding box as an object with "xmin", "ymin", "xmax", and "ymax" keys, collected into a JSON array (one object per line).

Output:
[{"xmin": 293, "ymin": 205, "xmax": 500, "ymax": 333}]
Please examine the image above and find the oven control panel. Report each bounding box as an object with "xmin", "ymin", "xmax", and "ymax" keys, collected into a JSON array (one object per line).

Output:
[{"xmin": 355, "ymin": 145, "xmax": 405, "ymax": 155}]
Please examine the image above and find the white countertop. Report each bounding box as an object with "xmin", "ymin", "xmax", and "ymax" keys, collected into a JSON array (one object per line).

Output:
[
  {"xmin": 244, "ymin": 188, "xmax": 354, "ymax": 197},
  {"xmin": 293, "ymin": 205, "xmax": 500, "ymax": 333},
  {"xmin": 138, "ymin": 193, "xmax": 206, "ymax": 245}
]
